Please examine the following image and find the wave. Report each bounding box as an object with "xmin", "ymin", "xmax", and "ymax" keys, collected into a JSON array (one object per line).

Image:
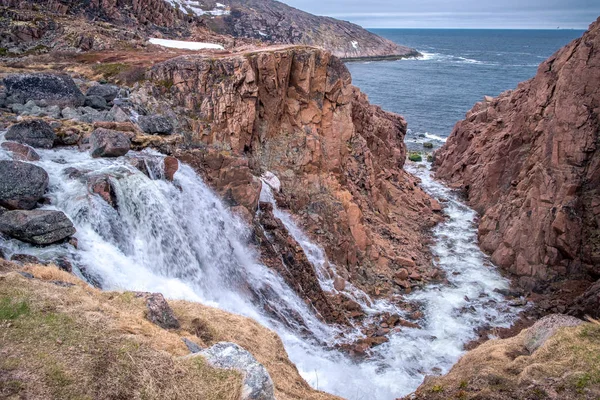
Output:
[
  {"xmin": 412, "ymin": 51, "xmax": 495, "ymax": 66},
  {"xmin": 424, "ymin": 132, "xmax": 448, "ymax": 142}
]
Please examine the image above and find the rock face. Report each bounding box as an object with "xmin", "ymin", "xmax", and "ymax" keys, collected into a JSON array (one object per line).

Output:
[
  {"xmin": 5, "ymin": 120, "xmax": 56, "ymax": 149},
  {"xmin": 4, "ymin": 74, "xmax": 85, "ymax": 107},
  {"xmin": 568, "ymin": 279, "xmax": 600, "ymax": 319},
  {"xmin": 197, "ymin": 342, "xmax": 275, "ymax": 400},
  {"xmin": 434, "ymin": 18, "xmax": 600, "ymax": 283},
  {"xmin": 89, "ymin": 128, "xmax": 131, "ymax": 158},
  {"xmin": 0, "ymin": 160, "xmax": 49, "ymax": 210},
  {"xmin": 212, "ymin": 0, "xmax": 418, "ymax": 59},
  {"xmin": 150, "ymin": 48, "xmax": 437, "ymax": 294},
  {"xmin": 0, "ymin": 210, "xmax": 76, "ymax": 245}
]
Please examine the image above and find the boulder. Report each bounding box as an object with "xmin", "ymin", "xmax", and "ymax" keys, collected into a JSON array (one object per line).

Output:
[
  {"xmin": 0, "ymin": 210, "xmax": 76, "ymax": 245},
  {"xmin": 197, "ymin": 342, "xmax": 275, "ymax": 400},
  {"xmin": 84, "ymin": 95, "xmax": 108, "ymax": 110},
  {"xmin": 1, "ymin": 142, "xmax": 40, "ymax": 161},
  {"xmin": 0, "ymin": 160, "xmax": 49, "ymax": 210},
  {"xmin": 134, "ymin": 292, "xmax": 181, "ymax": 329},
  {"xmin": 137, "ymin": 115, "xmax": 174, "ymax": 135},
  {"xmin": 89, "ymin": 128, "xmax": 130, "ymax": 158},
  {"xmin": 5, "ymin": 120, "xmax": 56, "ymax": 149},
  {"xmin": 4, "ymin": 73, "xmax": 85, "ymax": 107},
  {"xmin": 86, "ymin": 84, "xmax": 119, "ymax": 102},
  {"xmin": 523, "ymin": 314, "xmax": 583, "ymax": 353}
]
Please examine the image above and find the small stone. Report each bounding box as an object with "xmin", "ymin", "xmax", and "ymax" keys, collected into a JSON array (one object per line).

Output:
[
  {"xmin": 182, "ymin": 338, "xmax": 203, "ymax": 354},
  {"xmin": 394, "ymin": 268, "xmax": 409, "ymax": 281},
  {"xmin": 135, "ymin": 292, "xmax": 181, "ymax": 330}
]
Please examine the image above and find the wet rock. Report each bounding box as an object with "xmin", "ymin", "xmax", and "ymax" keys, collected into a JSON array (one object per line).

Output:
[
  {"xmin": 10, "ymin": 254, "xmax": 41, "ymax": 265},
  {"xmin": 0, "ymin": 160, "xmax": 49, "ymax": 210},
  {"xmin": 523, "ymin": 314, "xmax": 583, "ymax": 353},
  {"xmin": 1, "ymin": 142, "xmax": 40, "ymax": 161},
  {"xmin": 84, "ymin": 95, "xmax": 108, "ymax": 110},
  {"xmin": 5, "ymin": 120, "xmax": 56, "ymax": 149},
  {"xmin": 86, "ymin": 84, "xmax": 119, "ymax": 102},
  {"xmin": 135, "ymin": 292, "xmax": 180, "ymax": 329},
  {"xmin": 163, "ymin": 156, "xmax": 179, "ymax": 181},
  {"xmin": 333, "ymin": 275, "xmax": 346, "ymax": 291},
  {"xmin": 89, "ymin": 128, "xmax": 130, "ymax": 158},
  {"xmin": 196, "ymin": 342, "xmax": 275, "ymax": 400},
  {"xmin": 4, "ymin": 73, "xmax": 85, "ymax": 107},
  {"xmin": 137, "ymin": 115, "xmax": 173, "ymax": 135},
  {"xmin": 0, "ymin": 210, "xmax": 76, "ymax": 245},
  {"xmin": 87, "ymin": 175, "xmax": 117, "ymax": 208}
]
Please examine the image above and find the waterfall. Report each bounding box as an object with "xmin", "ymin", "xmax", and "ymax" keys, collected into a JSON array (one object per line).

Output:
[{"xmin": 0, "ymin": 135, "xmax": 519, "ymax": 400}]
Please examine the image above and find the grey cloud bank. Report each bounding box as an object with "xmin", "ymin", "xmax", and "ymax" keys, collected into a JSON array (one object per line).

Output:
[{"xmin": 282, "ymin": 0, "xmax": 600, "ymax": 28}]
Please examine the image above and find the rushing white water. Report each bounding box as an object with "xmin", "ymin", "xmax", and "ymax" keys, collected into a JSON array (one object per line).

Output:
[{"xmin": 0, "ymin": 134, "xmax": 518, "ymax": 400}]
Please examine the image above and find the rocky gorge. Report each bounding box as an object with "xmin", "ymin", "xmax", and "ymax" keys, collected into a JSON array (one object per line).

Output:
[
  {"xmin": 434, "ymin": 17, "xmax": 600, "ymax": 321},
  {"xmin": 0, "ymin": 1, "xmax": 598, "ymax": 399}
]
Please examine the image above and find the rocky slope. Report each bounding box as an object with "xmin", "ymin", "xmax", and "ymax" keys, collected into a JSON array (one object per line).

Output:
[
  {"xmin": 207, "ymin": 0, "xmax": 418, "ymax": 59},
  {"xmin": 434, "ymin": 17, "xmax": 600, "ymax": 313},
  {"xmin": 0, "ymin": 261, "xmax": 337, "ymax": 400},
  {"xmin": 0, "ymin": 0, "xmax": 417, "ymax": 59}
]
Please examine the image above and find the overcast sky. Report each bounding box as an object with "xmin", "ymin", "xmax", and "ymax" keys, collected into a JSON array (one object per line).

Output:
[{"xmin": 282, "ymin": 0, "xmax": 600, "ymax": 29}]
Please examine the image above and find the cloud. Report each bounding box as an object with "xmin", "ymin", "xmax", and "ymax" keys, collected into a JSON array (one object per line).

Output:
[{"xmin": 282, "ymin": 0, "xmax": 600, "ymax": 28}]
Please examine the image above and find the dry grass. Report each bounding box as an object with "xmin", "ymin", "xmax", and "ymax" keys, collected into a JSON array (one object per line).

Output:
[
  {"xmin": 0, "ymin": 266, "xmax": 338, "ymax": 400},
  {"xmin": 407, "ymin": 319, "xmax": 600, "ymax": 400}
]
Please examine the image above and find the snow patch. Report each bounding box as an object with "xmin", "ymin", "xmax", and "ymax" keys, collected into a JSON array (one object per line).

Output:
[
  {"xmin": 164, "ymin": 0, "xmax": 230, "ymax": 17},
  {"xmin": 351, "ymin": 40, "xmax": 359, "ymax": 49},
  {"xmin": 149, "ymin": 38, "xmax": 225, "ymax": 50}
]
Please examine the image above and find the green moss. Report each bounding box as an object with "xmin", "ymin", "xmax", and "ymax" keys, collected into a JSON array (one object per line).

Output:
[
  {"xmin": 431, "ymin": 384, "xmax": 444, "ymax": 393},
  {"xmin": 0, "ymin": 296, "xmax": 30, "ymax": 320},
  {"xmin": 408, "ymin": 152, "xmax": 423, "ymax": 162},
  {"xmin": 423, "ymin": 142, "xmax": 434, "ymax": 149}
]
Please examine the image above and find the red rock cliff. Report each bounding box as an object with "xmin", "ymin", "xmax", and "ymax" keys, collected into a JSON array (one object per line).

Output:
[
  {"xmin": 141, "ymin": 46, "xmax": 440, "ymax": 297},
  {"xmin": 434, "ymin": 18, "xmax": 600, "ymax": 285}
]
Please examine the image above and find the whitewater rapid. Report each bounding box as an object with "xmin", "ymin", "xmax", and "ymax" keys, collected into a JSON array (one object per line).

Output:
[{"xmin": 0, "ymin": 135, "xmax": 518, "ymax": 399}]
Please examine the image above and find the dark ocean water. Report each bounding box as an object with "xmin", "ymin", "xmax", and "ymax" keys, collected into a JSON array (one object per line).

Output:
[{"xmin": 346, "ymin": 29, "xmax": 584, "ymax": 148}]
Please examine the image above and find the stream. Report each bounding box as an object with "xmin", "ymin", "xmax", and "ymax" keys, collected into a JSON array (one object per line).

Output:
[{"xmin": 0, "ymin": 133, "xmax": 518, "ymax": 399}]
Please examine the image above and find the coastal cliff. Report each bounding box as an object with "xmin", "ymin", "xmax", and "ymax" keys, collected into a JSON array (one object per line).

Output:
[{"xmin": 434, "ymin": 18, "xmax": 600, "ymax": 313}]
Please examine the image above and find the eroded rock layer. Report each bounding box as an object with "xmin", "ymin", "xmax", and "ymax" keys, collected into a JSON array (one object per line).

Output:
[{"xmin": 434, "ymin": 18, "xmax": 600, "ymax": 285}]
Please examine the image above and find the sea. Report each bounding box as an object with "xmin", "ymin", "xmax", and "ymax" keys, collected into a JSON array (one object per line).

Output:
[{"xmin": 346, "ymin": 29, "xmax": 584, "ymax": 149}]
